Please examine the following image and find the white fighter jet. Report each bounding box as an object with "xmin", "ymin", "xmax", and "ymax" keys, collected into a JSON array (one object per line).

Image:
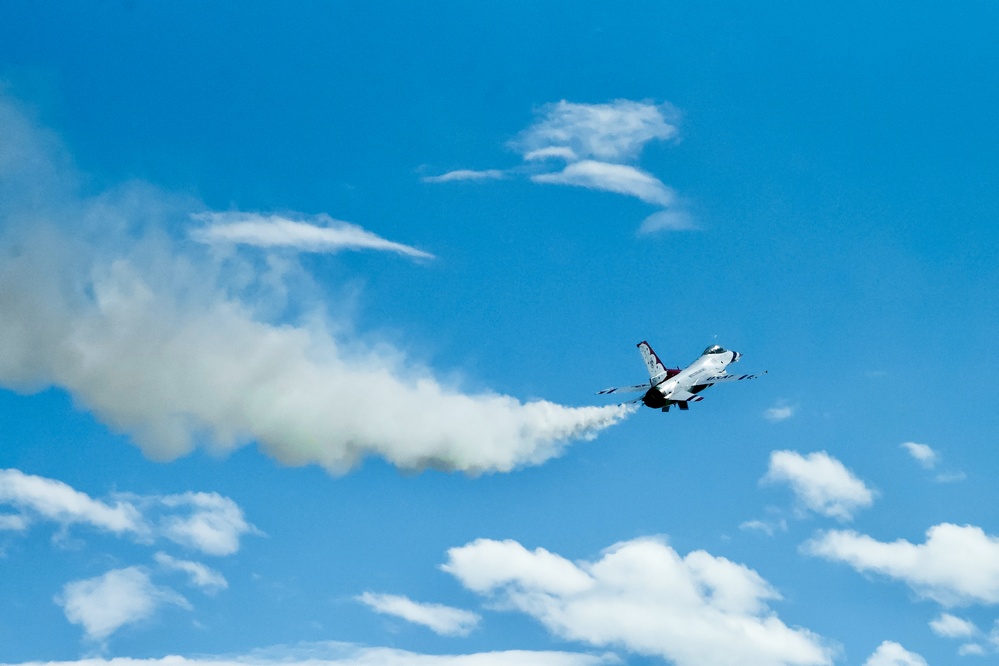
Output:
[{"xmin": 598, "ymin": 342, "xmax": 765, "ymax": 412}]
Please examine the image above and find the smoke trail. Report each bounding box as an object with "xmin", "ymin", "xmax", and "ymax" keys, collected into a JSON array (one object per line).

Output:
[{"xmin": 0, "ymin": 97, "xmax": 632, "ymax": 474}]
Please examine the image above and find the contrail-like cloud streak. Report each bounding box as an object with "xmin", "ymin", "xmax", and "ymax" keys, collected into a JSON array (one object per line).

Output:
[{"xmin": 0, "ymin": 97, "xmax": 631, "ymax": 475}]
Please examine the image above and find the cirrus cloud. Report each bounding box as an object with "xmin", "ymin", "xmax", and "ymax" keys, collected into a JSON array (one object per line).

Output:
[
  {"xmin": 191, "ymin": 212, "xmax": 433, "ymax": 260},
  {"xmin": 356, "ymin": 592, "xmax": 480, "ymax": 637},
  {"xmin": 425, "ymin": 99, "xmax": 691, "ymax": 233}
]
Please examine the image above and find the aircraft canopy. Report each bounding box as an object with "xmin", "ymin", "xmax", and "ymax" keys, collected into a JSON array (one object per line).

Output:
[{"xmin": 702, "ymin": 345, "xmax": 727, "ymax": 355}]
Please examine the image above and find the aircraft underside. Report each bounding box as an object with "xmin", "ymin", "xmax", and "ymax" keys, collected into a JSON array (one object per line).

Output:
[{"xmin": 642, "ymin": 385, "xmax": 707, "ymax": 412}]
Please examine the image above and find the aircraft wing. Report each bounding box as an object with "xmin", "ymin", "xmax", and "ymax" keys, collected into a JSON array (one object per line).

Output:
[
  {"xmin": 696, "ymin": 371, "xmax": 767, "ymax": 387},
  {"xmin": 597, "ymin": 382, "xmax": 650, "ymax": 395}
]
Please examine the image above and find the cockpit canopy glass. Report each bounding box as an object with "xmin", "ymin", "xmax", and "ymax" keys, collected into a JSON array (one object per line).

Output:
[{"xmin": 702, "ymin": 345, "xmax": 726, "ymax": 355}]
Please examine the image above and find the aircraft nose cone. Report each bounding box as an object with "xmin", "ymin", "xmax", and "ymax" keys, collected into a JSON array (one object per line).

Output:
[{"xmin": 731, "ymin": 351, "xmax": 741, "ymax": 362}]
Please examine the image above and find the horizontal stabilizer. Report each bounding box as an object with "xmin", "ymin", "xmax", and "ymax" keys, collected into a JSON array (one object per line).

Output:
[
  {"xmin": 667, "ymin": 388, "xmax": 705, "ymax": 403},
  {"xmin": 597, "ymin": 382, "xmax": 650, "ymax": 395}
]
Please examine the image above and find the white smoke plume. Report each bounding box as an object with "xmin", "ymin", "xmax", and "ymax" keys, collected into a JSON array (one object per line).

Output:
[{"xmin": 0, "ymin": 97, "xmax": 631, "ymax": 475}]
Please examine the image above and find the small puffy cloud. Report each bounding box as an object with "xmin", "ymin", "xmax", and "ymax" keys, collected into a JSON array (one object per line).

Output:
[
  {"xmin": 805, "ymin": 523, "xmax": 999, "ymax": 606},
  {"xmin": 862, "ymin": 641, "xmax": 927, "ymax": 666},
  {"xmin": 421, "ymin": 169, "xmax": 506, "ymax": 183},
  {"xmin": 511, "ymin": 99, "xmax": 678, "ymax": 163},
  {"xmin": 959, "ymin": 643, "xmax": 986, "ymax": 656},
  {"xmin": 154, "ymin": 552, "xmax": 228, "ymax": 595},
  {"xmin": 55, "ymin": 567, "xmax": 189, "ymax": 641},
  {"xmin": 764, "ymin": 404, "xmax": 796, "ymax": 422},
  {"xmin": 0, "ymin": 643, "xmax": 616, "ymax": 666},
  {"xmin": 532, "ymin": 161, "xmax": 676, "ymax": 207},
  {"xmin": 156, "ymin": 492, "xmax": 257, "ymax": 557},
  {"xmin": 444, "ymin": 536, "xmax": 833, "ymax": 666},
  {"xmin": 356, "ymin": 592, "xmax": 480, "ymax": 637},
  {"xmin": 900, "ymin": 442, "xmax": 938, "ymax": 470},
  {"xmin": 191, "ymin": 212, "xmax": 433, "ymax": 260},
  {"xmin": 763, "ymin": 451, "xmax": 875, "ymax": 521},
  {"xmin": 930, "ymin": 613, "xmax": 978, "ymax": 638},
  {"xmin": 0, "ymin": 469, "xmax": 145, "ymax": 536}
]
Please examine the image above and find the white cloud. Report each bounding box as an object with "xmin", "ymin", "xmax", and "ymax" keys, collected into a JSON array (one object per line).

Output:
[
  {"xmin": 935, "ymin": 471, "xmax": 967, "ymax": 483},
  {"xmin": 532, "ymin": 161, "xmax": 676, "ymax": 207},
  {"xmin": 930, "ymin": 612, "xmax": 978, "ymax": 638},
  {"xmin": 356, "ymin": 592, "xmax": 480, "ymax": 636},
  {"xmin": 443, "ymin": 536, "xmax": 832, "ymax": 666},
  {"xmin": 191, "ymin": 213, "xmax": 433, "ymax": 260},
  {"xmin": 0, "ymin": 468, "xmax": 145, "ymax": 536},
  {"xmin": 739, "ymin": 519, "xmax": 788, "ymax": 537},
  {"xmin": 959, "ymin": 643, "xmax": 986, "ymax": 656},
  {"xmin": 805, "ymin": 523, "xmax": 999, "ymax": 606},
  {"xmin": 763, "ymin": 404, "xmax": 795, "ymax": 422},
  {"xmin": 524, "ymin": 147, "xmax": 579, "ymax": 162},
  {"xmin": 55, "ymin": 567, "xmax": 189, "ymax": 641},
  {"xmin": 156, "ymin": 492, "xmax": 257, "ymax": 556},
  {"xmin": 427, "ymin": 99, "xmax": 690, "ymax": 233},
  {"xmin": 862, "ymin": 641, "xmax": 927, "ymax": 666},
  {"xmin": 0, "ymin": 513, "xmax": 29, "ymax": 531},
  {"xmin": 155, "ymin": 552, "xmax": 228, "ymax": 594},
  {"xmin": 763, "ymin": 451, "xmax": 874, "ymax": 521},
  {"xmin": 638, "ymin": 209, "xmax": 695, "ymax": 233},
  {"xmin": 0, "ymin": 469, "xmax": 256, "ymax": 556},
  {"xmin": 0, "ymin": 643, "xmax": 615, "ymax": 666},
  {"xmin": 512, "ymin": 99, "xmax": 678, "ymax": 163},
  {"xmin": 422, "ymin": 169, "xmax": 506, "ymax": 183},
  {"xmin": 0, "ymin": 95, "xmax": 632, "ymax": 477},
  {"xmin": 900, "ymin": 442, "xmax": 938, "ymax": 469}
]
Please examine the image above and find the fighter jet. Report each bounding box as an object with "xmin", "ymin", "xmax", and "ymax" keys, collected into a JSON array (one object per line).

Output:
[{"xmin": 598, "ymin": 341, "xmax": 765, "ymax": 412}]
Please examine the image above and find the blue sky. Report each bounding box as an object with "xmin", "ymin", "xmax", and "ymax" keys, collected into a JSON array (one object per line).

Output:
[{"xmin": 2, "ymin": 2, "xmax": 999, "ymax": 665}]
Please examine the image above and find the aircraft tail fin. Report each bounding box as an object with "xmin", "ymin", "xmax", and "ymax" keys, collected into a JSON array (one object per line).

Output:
[{"xmin": 637, "ymin": 341, "xmax": 669, "ymax": 386}]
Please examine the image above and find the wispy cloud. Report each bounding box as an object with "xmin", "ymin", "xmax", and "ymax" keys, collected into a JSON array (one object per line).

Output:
[
  {"xmin": 763, "ymin": 403, "xmax": 796, "ymax": 422},
  {"xmin": 55, "ymin": 567, "xmax": 190, "ymax": 642},
  {"xmin": 899, "ymin": 442, "xmax": 965, "ymax": 483},
  {"xmin": 900, "ymin": 441, "xmax": 938, "ymax": 469},
  {"xmin": 929, "ymin": 613, "xmax": 978, "ymax": 638},
  {"xmin": 0, "ymin": 643, "xmax": 616, "ymax": 666},
  {"xmin": 443, "ymin": 536, "xmax": 833, "ymax": 666},
  {"xmin": 425, "ymin": 99, "xmax": 691, "ymax": 233},
  {"xmin": 511, "ymin": 99, "xmax": 678, "ymax": 163},
  {"xmin": 0, "ymin": 469, "xmax": 257, "ymax": 556},
  {"xmin": 805, "ymin": 523, "xmax": 999, "ymax": 606},
  {"xmin": 739, "ymin": 518, "xmax": 788, "ymax": 537},
  {"xmin": 155, "ymin": 552, "xmax": 228, "ymax": 595},
  {"xmin": 531, "ymin": 161, "xmax": 676, "ymax": 207},
  {"xmin": 356, "ymin": 592, "xmax": 480, "ymax": 636},
  {"xmin": 0, "ymin": 95, "xmax": 632, "ymax": 477},
  {"xmin": 763, "ymin": 451, "xmax": 875, "ymax": 521},
  {"xmin": 191, "ymin": 212, "xmax": 433, "ymax": 260},
  {"xmin": 155, "ymin": 492, "xmax": 258, "ymax": 556},
  {"xmin": 421, "ymin": 169, "xmax": 506, "ymax": 183},
  {"xmin": 0, "ymin": 469, "xmax": 144, "ymax": 536}
]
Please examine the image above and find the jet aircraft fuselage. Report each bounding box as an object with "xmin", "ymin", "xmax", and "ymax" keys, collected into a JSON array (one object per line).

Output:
[{"xmin": 598, "ymin": 342, "xmax": 762, "ymax": 412}]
